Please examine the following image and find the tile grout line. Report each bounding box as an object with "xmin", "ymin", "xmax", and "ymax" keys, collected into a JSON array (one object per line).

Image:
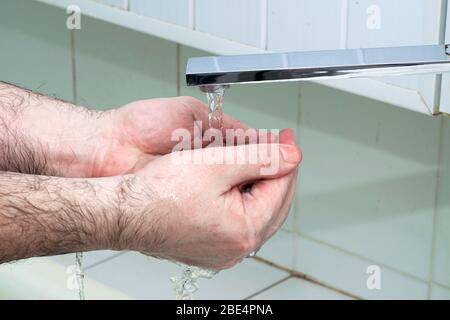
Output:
[
  {"xmin": 431, "ymin": 281, "xmax": 450, "ymax": 291},
  {"xmin": 292, "ymin": 83, "xmax": 303, "ymax": 270},
  {"xmin": 70, "ymin": 29, "xmax": 77, "ymax": 104},
  {"xmin": 427, "ymin": 0, "xmax": 447, "ymax": 287},
  {"xmin": 252, "ymin": 256, "xmax": 361, "ymax": 300},
  {"xmin": 83, "ymin": 252, "xmax": 127, "ymax": 271},
  {"xmin": 189, "ymin": 0, "xmax": 196, "ymax": 30},
  {"xmin": 261, "ymin": 0, "xmax": 269, "ymax": 50},
  {"xmin": 431, "ymin": 0, "xmax": 448, "ymax": 114},
  {"xmin": 340, "ymin": 0, "xmax": 349, "ymax": 49},
  {"xmin": 176, "ymin": 43, "xmax": 181, "ymax": 97},
  {"xmin": 427, "ymin": 115, "xmax": 446, "ymax": 299},
  {"xmin": 243, "ymin": 275, "xmax": 291, "ymax": 300},
  {"xmin": 298, "ymin": 232, "xmax": 431, "ymax": 285},
  {"xmin": 261, "ymin": 228, "xmax": 435, "ymax": 292}
]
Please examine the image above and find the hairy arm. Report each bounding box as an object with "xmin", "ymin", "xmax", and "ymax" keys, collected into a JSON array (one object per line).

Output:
[
  {"xmin": 0, "ymin": 81, "xmax": 114, "ymax": 177},
  {"xmin": 0, "ymin": 171, "xmax": 122, "ymax": 263}
]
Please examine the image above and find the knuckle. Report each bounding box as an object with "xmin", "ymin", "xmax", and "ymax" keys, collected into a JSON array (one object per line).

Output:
[{"xmin": 179, "ymin": 96, "xmax": 203, "ymax": 107}]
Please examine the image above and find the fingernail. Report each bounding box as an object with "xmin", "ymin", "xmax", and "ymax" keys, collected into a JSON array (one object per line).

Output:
[
  {"xmin": 280, "ymin": 128, "xmax": 296, "ymax": 145},
  {"xmin": 280, "ymin": 145, "xmax": 300, "ymax": 164}
]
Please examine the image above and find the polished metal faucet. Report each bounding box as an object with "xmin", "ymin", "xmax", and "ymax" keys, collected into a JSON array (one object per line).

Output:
[{"xmin": 186, "ymin": 44, "xmax": 450, "ymax": 89}]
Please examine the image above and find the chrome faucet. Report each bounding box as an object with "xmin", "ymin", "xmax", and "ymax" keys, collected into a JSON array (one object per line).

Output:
[{"xmin": 186, "ymin": 44, "xmax": 450, "ymax": 89}]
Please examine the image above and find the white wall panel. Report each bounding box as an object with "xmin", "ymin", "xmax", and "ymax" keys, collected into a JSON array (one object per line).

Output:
[
  {"xmin": 98, "ymin": 0, "xmax": 127, "ymax": 10},
  {"xmin": 195, "ymin": 0, "xmax": 267, "ymax": 48},
  {"xmin": 440, "ymin": 4, "xmax": 450, "ymax": 114},
  {"xmin": 347, "ymin": 0, "xmax": 443, "ymax": 111},
  {"xmin": 129, "ymin": 0, "xmax": 193, "ymax": 28},
  {"xmin": 268, "ymin": 0, "xmax": 346, "ymax": 51}
]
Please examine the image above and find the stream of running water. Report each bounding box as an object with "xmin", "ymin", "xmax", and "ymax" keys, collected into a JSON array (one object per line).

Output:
[
  {"xmin": 170, "ymin": 86, "xmax": 227, "ymax": 300},
  {"xmin": 75, "ymin": 252, "xmax": 85, "ymax": 300}
]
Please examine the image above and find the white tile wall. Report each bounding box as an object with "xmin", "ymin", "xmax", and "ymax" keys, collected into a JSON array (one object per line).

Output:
[
  {"xmin": 432, "ymin": 118, "xmax": 450, "ymax": 288},
  {"xmin": 98, "ymin": 0, "xmax": 128, "ymax": 9},
  {"xmin": 296, "ymin": 235, "xmax": 429, "ymax": 299},
  {"xmin": 430, "ymin": 284, "xmax": 450, "ymax": 299},
  {"xmin": 30, "ymin": 0, "xmax": 449, "ymax": 112},
  {"xmin": 0, "ymin": 257, "xmax": 129, "ymax": 299},
  {"xmin": 296, "ymin": 82, "xmax": 440, "ymax": 280},
  {"xmin": 129, "ymin": 0, "xmax": 193, "ymax": 28},
  {"xmin": 74, "ymin": 15, "xmax": 177, "ymax": 109},
  {"xmin": 440, "ymin": 5, "xmax": 450, "ymax": 114},
  {"xmin": 195, "ymin": 0, "xmax": 267, "ymax": 48},
  {"xmin": 347, "ymin": 0, "xmax": 443, "ymax": 111},
  {"xmin": 346, "ymin": 0, "xmax": 440, "ymax": 48},
  {"xmin": 256, "ymin": 230, "xmax": 296, "ymax": 270},
  {"xmin": 85, "ymin": 252, "xmax": 288, "ymax": 299},
  {"xmin": 251, "ymin": 277, "xmax": 353, "ymax": 300},
  {"xmin": 51, "ymin": 251, "xmax": 125, "ymax": 269},
  {"xmin": 0, "ymin": 0, "xmax": 73, "ymax": 101},
  {"xmin": 267, "ymin": 0, "xmax": 346, "ymax": 51}
]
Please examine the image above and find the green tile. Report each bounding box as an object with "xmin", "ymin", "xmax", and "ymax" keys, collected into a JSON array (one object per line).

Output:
[
  {"xmin": 430, "ymin": 284, "xmax": 450, "ymax": 300},
  {"xmin": 296, "ymin": 82, "xmax": 441, "ymax": 280},
  {"xmin": 296, "ymin": 235, "xmax": 429, "ymax": 300},
  {"xmin": 74, "ymin": 17, "xmax": 177, "ymax": 110},
  {"xmin": 0, "ymin": 257, "xmax": 128, "ymax": 299},
  {"xmin": 256, "ymin": 230, "xmax": 296, "ymax": 270},
  {"xmin": 0, "ymin": 0, "xmax": 73, "ymax": 101},
  {"xmin": 432, "ymin": 117, "xmax": 450, "ymax": 287}
]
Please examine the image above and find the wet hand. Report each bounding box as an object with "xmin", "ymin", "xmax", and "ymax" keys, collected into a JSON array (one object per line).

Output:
[
  {"xmin": 114, "ymin": 129, "xmax": 301, "ymax": 270},
  {"xmin": 93, "ymin": 96, "xmax": 248, "ymax": 177}
]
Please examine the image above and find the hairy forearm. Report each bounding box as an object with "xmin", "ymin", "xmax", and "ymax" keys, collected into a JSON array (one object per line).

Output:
[
  {"xmin": 0, "ymin": 171, "xmax": 121, "ymax": 263},
  {"xmin": 0, "ymin": 81, "xmax": 114, "ymax": 177}
]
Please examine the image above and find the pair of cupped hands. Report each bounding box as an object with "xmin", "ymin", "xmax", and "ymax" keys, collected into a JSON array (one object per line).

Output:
[{"xmin": 62, "ymin": 96, "xmax": 301, "ymax": 270}]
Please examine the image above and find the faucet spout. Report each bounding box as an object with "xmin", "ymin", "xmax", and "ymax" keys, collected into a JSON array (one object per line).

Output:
[
  {"xmin": 199, "ymin": 85, "xmax": 230, "ymax": 93},
  {"xmin": 186, "ymin": 44, "xmax": 450, "ymax": 88}
]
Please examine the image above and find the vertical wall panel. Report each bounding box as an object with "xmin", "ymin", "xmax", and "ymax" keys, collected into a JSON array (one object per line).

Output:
[
  {"xmin": 267, "ymin": 0, "xmax": 345, "ymax": 51},
  {"xmin": 296, "ymin": 82, "xmax": 440, "ymax": 280},
  {"xmin": 129, "ymin": 0, "xmax": 193, "ymax": 28},
  {"xmin": 432, "ymin": 118, "xmax": 450, "ymax": 288},
  {"xmin": 74, "ymin": 16, "xmax": 177, "ymax": 109},
  {"xmin": 99, "ymin": 0, "xmax": 128, "ymax": 10},
  {"xmin": 347, "ymin": 0, "xmax": 437, "ymax": 48},
  {"xmin": 195, "ymin": 0, "xmax": 266, "ymax": 48},
  {"xmin": 440, "ymin": 4, "xmax": 450, "ymax": 114},
  {"xmin": 0, "ymin": 0, "xmax": 73, "ymax": 101},
  {"xmin": 347, "ymin": 0, "xmax": 443, "ymax": 110}
]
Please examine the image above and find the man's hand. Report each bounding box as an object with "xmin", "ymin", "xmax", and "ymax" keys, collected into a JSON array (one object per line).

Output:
[
  {"xmin": 0, "ymin": 130, "xmax": 300, "ymax": 267},
  {"xmin": 0, "ymin": 82, "xmax": 247, "ymax": 178},
  {"xmin": 0, "ymin": 82, "xmax": 301, "ymax": 270},
  {"xmin": 95, "ymin": 96, "xmax": 248, "ymax": 177},
  {"xmin": 114, "ymin": 129, "xmax": 300, "ymax": 270}
]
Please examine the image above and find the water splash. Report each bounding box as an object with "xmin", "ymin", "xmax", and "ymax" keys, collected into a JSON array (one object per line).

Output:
[
  {"xmin": 171, "ymin": 264, "xmax": 217, "ymax": 300},
  {"xmin": 75, "ymin": 252, "xmax": 85, "ymax": 300}
]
